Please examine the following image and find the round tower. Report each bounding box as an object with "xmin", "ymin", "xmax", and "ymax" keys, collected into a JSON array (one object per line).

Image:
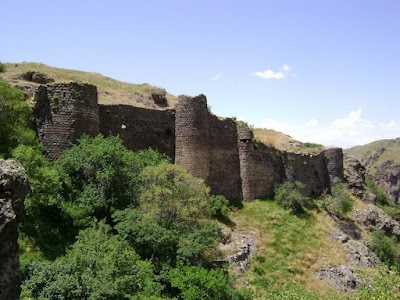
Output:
[
  {"xmin": 33, "ymin": 82, "xmax": 99, "ymax": 160},
  {"xmin": 175, "ymin": 94, "xmax": 210, "ymax": 181}
]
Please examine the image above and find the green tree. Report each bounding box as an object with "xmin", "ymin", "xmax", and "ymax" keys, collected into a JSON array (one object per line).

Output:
[
  {"xmin": 0, "ymin": 79, "xmax": 37, "ymax": 157},
  {"xmin": 24, "ymin": 221, "xmax": 160, "ymax": 300},
  {"xmin": 139, "ymin": 164, "xmax": 212, "ymax": 230},
  {"xmin": 56, "ymin": 135, "xmax": 168, "ymax": 223}
]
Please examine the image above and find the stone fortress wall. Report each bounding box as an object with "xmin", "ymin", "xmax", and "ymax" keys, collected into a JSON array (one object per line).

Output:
[{"xmin": 31, "ymin": 81, "xmax": 344, "ymax": 201}]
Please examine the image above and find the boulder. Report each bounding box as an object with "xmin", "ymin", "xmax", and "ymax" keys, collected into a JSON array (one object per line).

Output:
[
  {"xmin": 0, "ymin": 160, "xmax": 29, "ymax": 300},
  {"xmin": 315, "ymin": 265, "xmax": 363, "ymax": 291}
]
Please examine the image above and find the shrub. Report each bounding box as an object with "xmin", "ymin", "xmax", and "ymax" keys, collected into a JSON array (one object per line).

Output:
[
  {"xmin": 370, "ymin": 230, "xmax": 400, "ymax": 271},
  {"xmin": 208, "ymin": 195, "xmax": 229, "ymax": 219},
  {"xmin": 139, "ymin": 164, "xmax": 212, "ymax": 230},
  {"xmin": 0, "ymin": 79, "xmax": 37, "ymax": 157},
  {"xmin": 366, "ymin": 177, "xmax": 390, "ymax": 206},
  {"xmin": 324, "ymin": 184, "xmax": 354, "ymax": 218},
  {"xmin": 24, "ymin": 221, "xmax": 160, "ymax": 299},
  {"xmin": 0, "ymin": 62, "xmax": 6, "ymax": 72},
  {"xmin": 274, "ymin": 181, "xmax": 312, "ymax": 215}
]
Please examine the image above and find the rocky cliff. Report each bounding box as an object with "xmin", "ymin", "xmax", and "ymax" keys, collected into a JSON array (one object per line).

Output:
[{"xmin": 0, "ymin": 160, "xmax": 29, "ymax": 300}]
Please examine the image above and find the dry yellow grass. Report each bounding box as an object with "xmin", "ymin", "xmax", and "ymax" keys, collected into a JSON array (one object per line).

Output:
[{"xmin": 1, "ymin": 62, "xmax": 178, "ymax": 109}]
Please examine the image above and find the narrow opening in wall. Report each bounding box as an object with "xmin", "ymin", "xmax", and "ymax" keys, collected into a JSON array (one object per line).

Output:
[{"xmin": 63, "ymin": 92, "xmax": 66, "ymax": 97}]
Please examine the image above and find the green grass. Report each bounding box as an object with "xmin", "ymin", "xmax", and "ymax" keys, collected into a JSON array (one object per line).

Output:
[{"xmin": 229, "ymin": 200, "xmax": 400, "ymax": 299}]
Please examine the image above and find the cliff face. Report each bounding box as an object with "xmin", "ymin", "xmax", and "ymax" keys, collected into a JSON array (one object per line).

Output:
[{"xmin": 0, "ymin": 160, "xmax": 29, "ymax": 300}]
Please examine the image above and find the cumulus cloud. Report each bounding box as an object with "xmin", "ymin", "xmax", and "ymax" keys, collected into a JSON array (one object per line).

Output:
[
  {"xmin": 253, "ymin": 64, "xmax": 291, "ymax": 80},
  {"xmin": 259, "ymin": 109, "xmax": 400, "ymax": 148},
  {"xmin": 210, "ymin": 73, "xmax": 223, "ymax": 80}
]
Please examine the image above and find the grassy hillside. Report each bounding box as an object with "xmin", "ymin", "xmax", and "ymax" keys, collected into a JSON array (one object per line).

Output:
[
  {"xmin": 1, "ymin": 62, "xmax": 178, "ymax": 108},
  {"xmin": 230, "ymin": 199, "xmax": 400, "ymax": 299},
  {"xmin": 345, "ymin": 138, "xmax": 400, "ymax": 173},
  {"xmin": 253, "ymin": 128, "xmax": 325, "ymax": 153}
]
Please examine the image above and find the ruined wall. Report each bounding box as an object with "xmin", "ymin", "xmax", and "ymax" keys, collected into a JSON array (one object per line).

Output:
[
  {"xmin": 208, "ymin": 114, "xmax": 242, "ymax": 200},
  {"xmin": 283, "ymin": 151, "xmax": 331, "ymax": 196},
  {"xmin": 323, "ymin": 147, "xmax": 344, "ymax": 185},
  {"xmin": 175, "ymin": 95, "xmax": 211, "ymax": 180},
  {"xmin": 33, "ymin": 83, "xmax": 99, "ymax": 160},
  {"xmin": 237, "ymin": 123, "xmax": 284, "ymax": 200},
  {"xmin": 0, "ymin": 160, "xmax": 29, "ymax": 300},
  {"xmin": 99, "ymin": 105, "xmax": 175, "ymax": 159}
]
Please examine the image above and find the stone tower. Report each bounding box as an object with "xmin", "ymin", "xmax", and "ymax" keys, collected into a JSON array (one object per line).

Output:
[
  {"xmin": 175, "ymin": 94, "xmax": 210, "ymax": 182},
  {"xmin": 33, "ymin": 82, "xmax": 99, "ymax": 160},
  {"xmin": 323, "ymin": 147, "xmax": 344, "ymax": 185}
]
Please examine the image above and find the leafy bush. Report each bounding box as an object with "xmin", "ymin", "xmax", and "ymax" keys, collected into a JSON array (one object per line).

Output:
[
  {"xmin": 366, "ymin": 177, "xmax": 390, "ymax": 206},
  {"xmin": 324, "ymin": 184, "xmax": 354, "ymax": 218},
  {"xmin": 0, "ymin": 79, "xmax": 37, "ymax": 157},
  {"xmin": 168, "ymin": 264, "xmax": 231, "ymax": 300},
  {"xmin": 24, "ymin": 221, "xmax": 161, "ymax": 300},
  {"xmin": 208, "ymin": 195, "xmax": 229, "ymax": 219},
  {"xmin": 139, "ymin": 164, "xmax": 212, "ymax": 230},
  {"xmin": 56, "ymin": 134, "xmax": 164, "ymax": 223},
  {"xmin": 274, "ymin": 181, "xmax": 312, "ymax": 215},
  {"xmin": 370, "ymin": 230, "xmax": 400, "ymax": 271}
]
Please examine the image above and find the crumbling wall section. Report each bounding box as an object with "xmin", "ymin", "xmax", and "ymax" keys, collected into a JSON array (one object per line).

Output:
[
  {"xmin": 0, "ymin": 160, "xmax": 29, "ymax": 300},
  {"xmin": 99, "ymin": 105, "xmax": 175, "ymax": 160},
  {"xmin": 33, "ymin": 83, "xmax": 99, "ymax": 160},
  {"xmin": 283, "ymin": 151, "xmax": 331, "ymax": 196},
  {"xmin": 323, "ymin": 147, "xmax": 344, "ymax": 185},
  {"xmin": 208, "ymin": 114, "xmax": 242, "ymax": 199},
  {"xmin": 237, "ymin": 123, "xmax": 285, "ymax": 201}
]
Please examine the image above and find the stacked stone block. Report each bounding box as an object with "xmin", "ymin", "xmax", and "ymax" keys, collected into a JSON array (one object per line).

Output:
[{"xmin": 33, "ymin": 82, "xmax": 99, "ymax": 160}]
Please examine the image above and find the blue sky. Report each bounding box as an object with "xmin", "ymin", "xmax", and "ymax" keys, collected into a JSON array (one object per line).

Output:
[{"xmin": 2, "ymin": 0, "xmax": 400, "ymax": 148}]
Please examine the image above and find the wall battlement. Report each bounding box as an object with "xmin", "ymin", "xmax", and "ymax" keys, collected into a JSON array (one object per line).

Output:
[{"xmin": 32, "ymin": 83, "xmax": 344, "ymax": 200}]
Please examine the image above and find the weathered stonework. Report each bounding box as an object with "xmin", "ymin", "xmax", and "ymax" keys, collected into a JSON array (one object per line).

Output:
[
  {"xmin": 30, "ymin": 82, "xmax": 344, "ymax": 201},
  {"xmin": 33, "ymin": 82, "xmax": 99, "ymax": 160},
  {"xmin": 99, "ymin": 105, "xmax": 175, "ymax": 159},
  {"xmin": 0, "ymin": 160, "xmax": 29, "ymax": 300}
]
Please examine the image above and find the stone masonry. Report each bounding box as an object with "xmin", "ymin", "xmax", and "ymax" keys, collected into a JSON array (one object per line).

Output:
[{"xmin": 31, "ymin": 82, "xmax": 344, "ymax": 200}]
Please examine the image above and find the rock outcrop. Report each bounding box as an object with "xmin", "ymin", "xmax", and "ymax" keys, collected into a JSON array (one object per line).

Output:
[
  {"xmin": 315, "ymin": 265, "xmax": 363, "ymax": 291},
  {"xmin": 344, "ymin": 155, "xmax": 376, "ymax": 203},
  {"xmin": 0, "ymin": 160, "xmax": 29, "ymax": 300}
]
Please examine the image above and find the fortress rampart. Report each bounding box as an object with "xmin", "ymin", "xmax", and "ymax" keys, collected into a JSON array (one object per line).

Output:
[{"xmin": 31, "ymin": 82, "xmax": 344, "ymax": 200}]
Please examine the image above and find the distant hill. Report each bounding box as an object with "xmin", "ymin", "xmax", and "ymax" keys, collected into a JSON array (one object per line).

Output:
[
  {"xmin": 0, "ymin": 62, "xmax": 178, "ymax": 109},
  {"xmin": 345, "ymin": 138, "xmax": 400, "ymax": 204}
]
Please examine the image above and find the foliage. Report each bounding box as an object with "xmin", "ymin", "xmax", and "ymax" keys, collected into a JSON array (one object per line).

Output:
[
  {"xmin": 113, "ymin": 209, "xmax": 179, "ymax": 269},
  {"xmin": 370, "ymin": 230, "xmax": 400, "ymax": 271},
  {"xmin": 13, "ymin": 145, "xmax": 76, "ymax": 259},
  {"xmin": 324, "ymin": 184, "xmax": 354, "ymax": 218},
  {"xmin": 366, "ymin": 177, "xmax": 391, "ymax": 206},
  {"xmin": 169, "ymin": 264, "xmax": 245, "ymax": 300},
  {"xmin": 208, "ymin": 195, "xmax": 230, "ymax": 219},
  {"xmin": 274, "ymin": 181, "xmax": 313, "ymax": 215},
  {"xmin": 24, "ymin": 221, "xmax": 160, "ymax": 300},
  {"xmin": 356, "ymin": 265, "xmax": 400, "ymax": 300},
  {"xmin": 0, "ymin": 79, "xmax": 37, "ymax": 157},
  {"xmin": 55, "ymin": 134, "xmax": 165, "ymax": 223},
  {"xmin": 139, "ymin": 164, "xmax": 212, "ymax": 230}
]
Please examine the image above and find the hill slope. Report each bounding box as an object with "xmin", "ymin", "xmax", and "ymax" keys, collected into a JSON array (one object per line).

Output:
[
  {"xmin": 1, "ymin": 62, "xmax": 178, "ymax": 109},
  {"xmin": 345, "ymin": 138, "xmax": 400, "ymax": 204}
]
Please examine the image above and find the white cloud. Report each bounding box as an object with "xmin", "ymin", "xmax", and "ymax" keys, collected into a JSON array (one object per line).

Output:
[
  {"xmin": 253, "ymin": 64, "xmax": 291, "ymax": 80},
  {"xmin": 259, "ymin": 109, "xmax": 400, "ymax": 148},
  {"xmin": 306, "ymin": 119, "xmax": 319, "ymax": 128},
  {"xmin": 210, "ymin": 73, "xmax": 223, "ymax": 80}
]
